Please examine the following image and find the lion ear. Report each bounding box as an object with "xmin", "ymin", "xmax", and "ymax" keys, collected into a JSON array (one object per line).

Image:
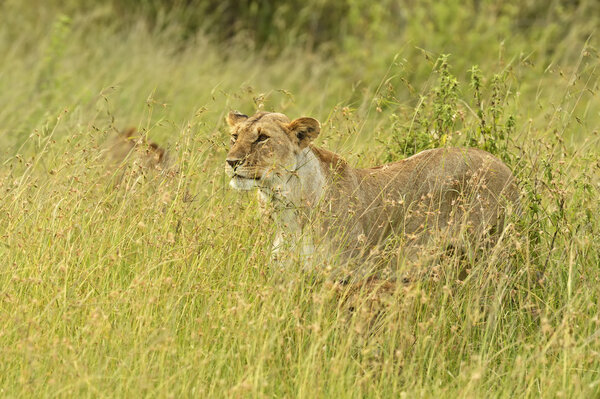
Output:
[
  {"xmin": 226, "ymin": 111, "xmax": 248, "ymax": 127},
  {"xmin": 288, "ymin": 117, "xmax": 320, "ymax": 148}
]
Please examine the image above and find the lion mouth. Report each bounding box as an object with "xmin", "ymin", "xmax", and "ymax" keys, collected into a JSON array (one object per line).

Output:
[
  {"xmin": 229, "ymin": 173, "xmax": 262, "ymax": 191},
  {"xmin": 232, "ymin": 173, "xmax": 261, "ymax": 181}
]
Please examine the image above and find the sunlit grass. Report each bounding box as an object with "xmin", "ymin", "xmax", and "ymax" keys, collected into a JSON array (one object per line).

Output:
[{"xmin": 0, "ymin": 1, "xmax": 599, "ymax": 397}]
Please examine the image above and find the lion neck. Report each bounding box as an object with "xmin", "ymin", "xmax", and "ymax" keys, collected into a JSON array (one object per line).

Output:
[
  {"xmin": 258, "ymin": 146, "xmax": 338, "ymax": 260},
  {"xmin": 259, "ymin": 146, "xmax": 328, "ymax": 210},
  {"xmin": 257, "ymin": 145, "xmax": 358, "ymax": 262}
]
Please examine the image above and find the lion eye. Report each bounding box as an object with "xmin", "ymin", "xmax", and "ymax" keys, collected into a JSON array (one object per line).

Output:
[
  {"xmin": 231, "ymin": 134, "xmax": 238, "ymax": 143},
  {"xmin": 256, "ymin": 134, "xmax": 269, "ymax": 143}
]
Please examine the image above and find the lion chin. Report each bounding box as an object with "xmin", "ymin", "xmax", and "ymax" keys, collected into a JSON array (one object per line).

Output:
[{"xmin": 229, "ymin": 176, "xmax": 259, "ymax": 191}]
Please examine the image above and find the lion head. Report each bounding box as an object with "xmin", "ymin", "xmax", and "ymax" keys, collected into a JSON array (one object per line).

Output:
[
  {"xmin": 107, "ymin": 127, "xmax": 168, "ymax": 169},
  {"xmin": 225, "ymin": 111, "xmax": 320, "ymax": 190}
]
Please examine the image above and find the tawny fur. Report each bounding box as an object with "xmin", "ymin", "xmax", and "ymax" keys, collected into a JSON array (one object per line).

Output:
[
  {"xmin": 225, "ymin": 111, "xmax": 519, "ymax": 277},
  {"xmin": 106, "ymin": 127, "xmax": 168, "ymax": 169}
]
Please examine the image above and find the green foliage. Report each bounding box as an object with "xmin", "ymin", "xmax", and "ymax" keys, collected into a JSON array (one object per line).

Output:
[{"xmin": 384, "ymin": 55, "xmax": 517, "ymax": 162}]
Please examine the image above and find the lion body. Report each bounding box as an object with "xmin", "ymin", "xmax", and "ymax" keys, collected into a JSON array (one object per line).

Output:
[
  {"xmin": 225, "ymin": 112, "xmax": 519, "ymax": 275},
  {"xmin": 106, "ymin": 127, "xmax": 168, "ymax": 170}
]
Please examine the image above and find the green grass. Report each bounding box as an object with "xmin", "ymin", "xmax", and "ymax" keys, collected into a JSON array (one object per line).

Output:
[{"xmin": 0, "ymin": 1, "xmax": 599, "ymax": 397}]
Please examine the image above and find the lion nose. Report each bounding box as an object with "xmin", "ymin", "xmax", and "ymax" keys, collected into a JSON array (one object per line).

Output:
[{"xmin": 226, "ymin": 158, "xmax": 242, "ymax": 169}]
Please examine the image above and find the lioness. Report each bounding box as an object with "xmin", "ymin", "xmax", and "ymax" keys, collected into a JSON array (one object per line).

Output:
[
  {"xmin": 225, "ymin": 111, "xmax": 519, "ymax": 278},
  {"xmin": 106, "ymin": 127, "xmax": 168, "ymax": 169}
]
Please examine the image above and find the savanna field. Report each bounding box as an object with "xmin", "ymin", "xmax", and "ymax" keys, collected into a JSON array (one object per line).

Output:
[{"xmin": 1, "ymin": 0, "xmax": 599, "ymax": 397}]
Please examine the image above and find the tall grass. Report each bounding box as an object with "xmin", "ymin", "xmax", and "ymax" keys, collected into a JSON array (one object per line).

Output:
[{"xmin": 0, "ymin": 0, "xmax": 599, "ymax": 397}]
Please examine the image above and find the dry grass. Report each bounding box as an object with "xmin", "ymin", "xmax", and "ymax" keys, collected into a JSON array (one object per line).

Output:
[{"xmin": 0, "ymin": 1, "xmax": 599, "ymax": 397}]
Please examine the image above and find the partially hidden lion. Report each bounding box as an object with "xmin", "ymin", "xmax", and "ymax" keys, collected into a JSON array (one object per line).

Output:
[
  {"xmin": 225, "ymin": 111, "xmax": 519, "ymax": 279},
  {"xmin": 106, "ymin": 127, "xmax": 168, "ymax": 170}
]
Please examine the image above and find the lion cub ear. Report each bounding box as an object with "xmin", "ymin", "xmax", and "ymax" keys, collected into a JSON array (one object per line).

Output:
[
  {"xmin": 288, "ymin": 117, "xmax": 320, "ymax": 148},
  {"xmin": 226, "ymin": 111, "xmax": 248, "ymax": 127}
]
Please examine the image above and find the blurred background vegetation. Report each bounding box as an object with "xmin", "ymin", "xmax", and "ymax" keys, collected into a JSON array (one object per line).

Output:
[
  {"xmin": 1, "ymin": 0, "xmax": 598, "ymax": 155},
  {"xmin": 13, "ymin": 0, "xmax": 598, "ymax": 53},
  {"xmin": 1, "ymin": 0, "xmax": 598, "ymax": 153}
]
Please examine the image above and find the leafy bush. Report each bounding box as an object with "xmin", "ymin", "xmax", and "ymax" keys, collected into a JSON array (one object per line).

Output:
[{"xmin": 382, "ymin": 55, "xmax": 516, "ymax": 164}]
